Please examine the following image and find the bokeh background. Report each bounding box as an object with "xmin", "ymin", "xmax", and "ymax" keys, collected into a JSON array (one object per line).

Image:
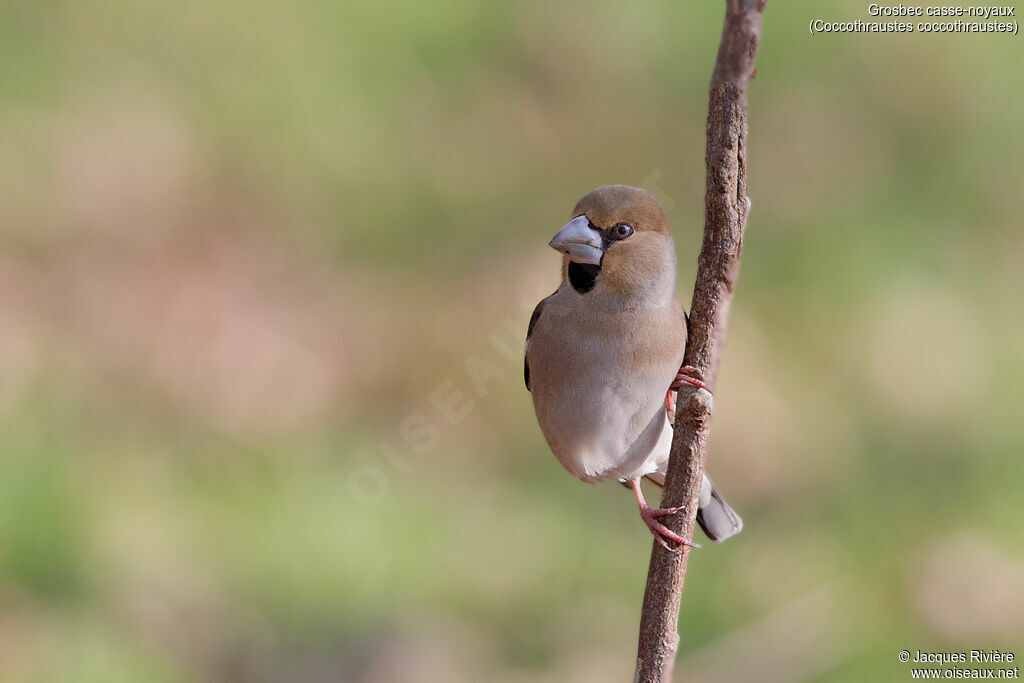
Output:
[{"xmin": 1, "ymin": 2, "xmax": 1021, "ymax": 681}]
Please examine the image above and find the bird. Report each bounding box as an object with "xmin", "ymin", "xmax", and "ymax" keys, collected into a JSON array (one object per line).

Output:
[{"xmin": 524, "ymin": 185, "xmax": 742, "ymax": 549}]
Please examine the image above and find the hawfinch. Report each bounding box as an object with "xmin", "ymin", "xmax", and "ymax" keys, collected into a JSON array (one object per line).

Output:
[{"xmin": 525, "ymin": 185, "xmax": 742, "ymax": 548}]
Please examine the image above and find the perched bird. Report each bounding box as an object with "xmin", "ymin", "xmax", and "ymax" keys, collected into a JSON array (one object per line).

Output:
[{"xmin": 524, "ymin": 185, "xmax": 742, "ymax": 548}]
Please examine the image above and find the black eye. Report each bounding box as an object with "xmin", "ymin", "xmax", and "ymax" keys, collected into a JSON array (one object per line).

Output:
[{"xmin": 610, "ymin": 222, "xmax": 633, "ymax": 240}]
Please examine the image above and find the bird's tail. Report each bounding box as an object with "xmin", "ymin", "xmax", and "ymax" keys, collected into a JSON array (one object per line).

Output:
[{"xmin": 645, "ymin": 472, "xmax": 743, "ymax": 543}]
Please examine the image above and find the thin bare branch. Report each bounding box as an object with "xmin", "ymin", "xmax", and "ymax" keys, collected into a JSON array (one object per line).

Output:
[{"xmin": 634, "ymin": 2, "xmax": 766, "ymax": 681}]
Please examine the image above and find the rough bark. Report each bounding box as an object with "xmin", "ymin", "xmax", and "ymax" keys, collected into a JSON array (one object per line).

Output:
[{"xmin": 634, "ymin": 2, "xmax": 765, "ymax": 681}]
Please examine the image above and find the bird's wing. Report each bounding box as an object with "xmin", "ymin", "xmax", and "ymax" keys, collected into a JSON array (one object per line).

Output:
[{"xmin": 524, "ymin": 291, "xmax": 557, "ymax": 392}]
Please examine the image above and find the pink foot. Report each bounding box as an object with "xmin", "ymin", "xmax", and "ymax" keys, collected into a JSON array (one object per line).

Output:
[
  {"xmin": 628, "ymin": 480, "xmax": 701, "ymax": 551},
  {"xmin": 640, "ymin": 503, "xmax": 700, "ymax": 551},
  {"xmin": 670, "ymin": 365, "xmax": 710, "ymax": 393},
  {"xmin": 665, "ymin": 366, "xmax": 711, "ymax": 418}
]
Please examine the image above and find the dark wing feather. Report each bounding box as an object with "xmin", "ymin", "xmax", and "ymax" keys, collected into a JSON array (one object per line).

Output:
[{"xmin": 524, "ymin": 293, "xmax": 555, "ymax": 392}]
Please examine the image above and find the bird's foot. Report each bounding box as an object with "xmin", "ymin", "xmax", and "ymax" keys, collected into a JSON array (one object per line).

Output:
[
  {"xmin": 670, "ymin": 365, "xmax": 710, "ymax": 393},
  {"xmin": 629, "ymin": 479, "xmax": 700, "ymax": 552},
  {"xmin": 640, "ymin": 503, "xmax": 700, "ymax": 551},
  {"xmin": 665, "ymin": 366, "xmax": 711, "ymax": 418}
]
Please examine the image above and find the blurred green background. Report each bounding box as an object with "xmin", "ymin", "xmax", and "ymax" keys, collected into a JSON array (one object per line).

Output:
[{"xmin": 1, "ymin": 1, "xmax": 1022, "ymax": 681}]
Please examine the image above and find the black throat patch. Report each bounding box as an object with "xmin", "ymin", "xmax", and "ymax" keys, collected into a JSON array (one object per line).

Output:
[{"xmin": 568, "ymin": 262, "xmax": 600, "ymax": 294}]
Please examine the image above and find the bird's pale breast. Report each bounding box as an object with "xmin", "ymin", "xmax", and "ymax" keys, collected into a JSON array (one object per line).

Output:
[{"xmin": 527, "ymin": 294, "xmax": 686, "ymax": 483}]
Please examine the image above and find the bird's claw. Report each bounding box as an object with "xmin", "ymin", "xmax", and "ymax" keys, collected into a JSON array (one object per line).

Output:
[
  {"xmin": 666, "ymin": 366, "xmax": 711, "ymax": 418},
  {"xmin": 670, "ymin": 365, "xmax": 710, "ymax": 393},
  {"xmin": 640, "ymin": 504, "xmax": 701, "ymax": 551}
]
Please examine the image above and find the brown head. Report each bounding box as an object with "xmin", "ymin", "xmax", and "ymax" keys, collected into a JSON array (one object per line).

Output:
[{"xmin": 549, "ymin": 185, "xmax": 676, "ymax": 302}]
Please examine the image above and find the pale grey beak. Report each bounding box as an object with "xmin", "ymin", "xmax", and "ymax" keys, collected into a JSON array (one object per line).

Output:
[{"xmin": 549, "ymin": 216, "xmax": 603, "ymax": 265}]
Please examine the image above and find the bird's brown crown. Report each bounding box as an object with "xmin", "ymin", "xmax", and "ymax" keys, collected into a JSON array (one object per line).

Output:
[{"xmin": 571, "ymin": 185, "xmax": 670, "ymax": 236}]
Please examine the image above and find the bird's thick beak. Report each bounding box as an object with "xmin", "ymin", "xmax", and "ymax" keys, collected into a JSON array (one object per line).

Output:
[{"xmin": 549, "ymin": 216, "xmax": 603, "ymax": 265}]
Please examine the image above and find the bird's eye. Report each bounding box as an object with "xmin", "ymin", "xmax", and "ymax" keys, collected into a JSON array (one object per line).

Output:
[{"xmin": 610, "ymin": 223, "xmax": 634, "ymax": 240}]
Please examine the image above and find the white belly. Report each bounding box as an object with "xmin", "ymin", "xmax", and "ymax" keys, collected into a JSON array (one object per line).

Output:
[{"xmin": 527, "ymin": 298, "xmax": 684, "ymax": 483}]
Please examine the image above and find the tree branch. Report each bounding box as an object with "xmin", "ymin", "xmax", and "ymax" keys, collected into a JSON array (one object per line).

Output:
[{"xmin": 634, "ymin": 2, "xmax": 765, "ymax": 681}]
